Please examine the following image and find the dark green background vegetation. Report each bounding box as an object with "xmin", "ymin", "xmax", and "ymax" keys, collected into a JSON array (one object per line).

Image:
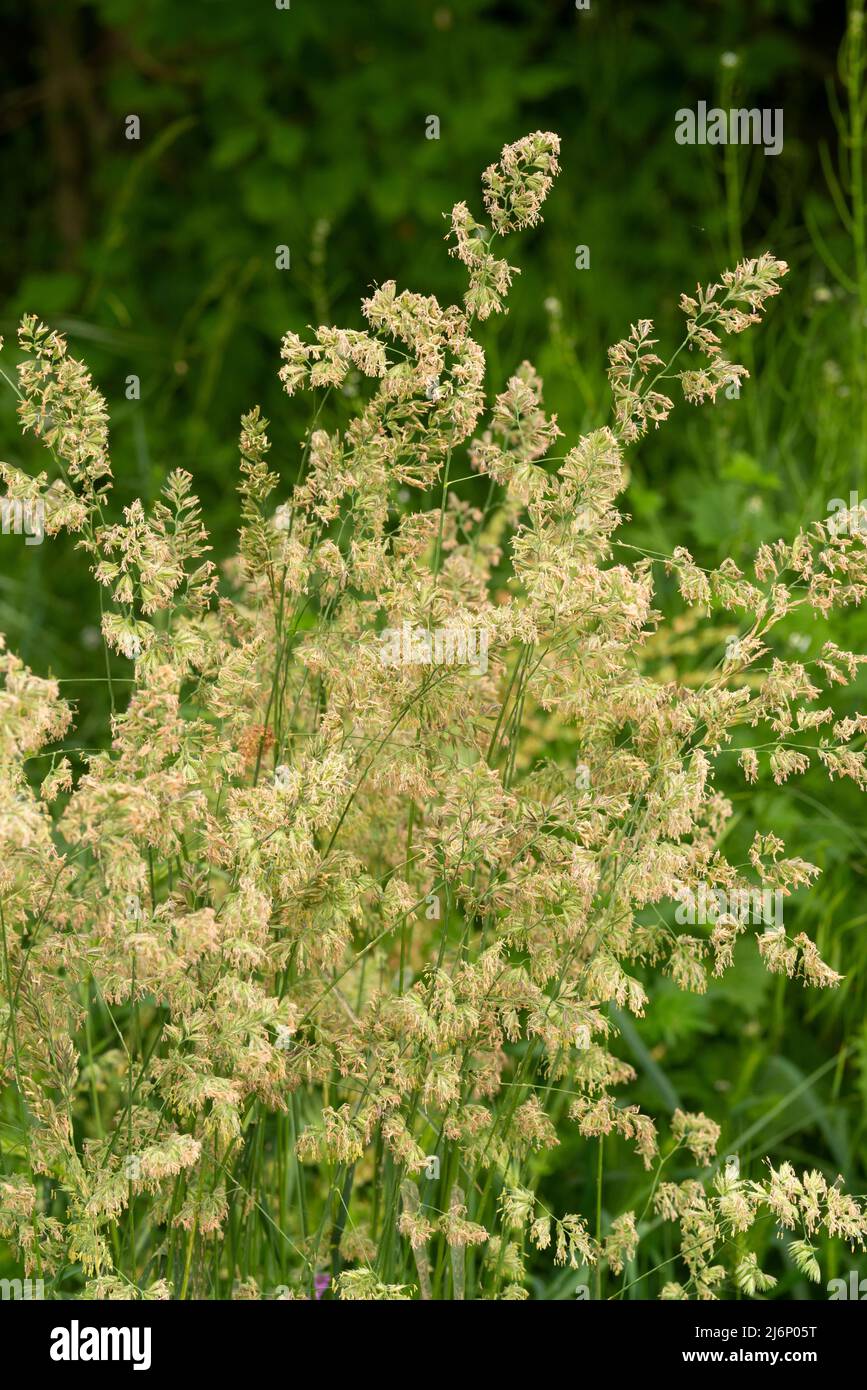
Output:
[{"xmin": 2, "ymin": 0, "xmax": 865, "ymax": 1296}]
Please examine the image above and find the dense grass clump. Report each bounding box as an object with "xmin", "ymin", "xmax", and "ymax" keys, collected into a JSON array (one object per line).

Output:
[{"xmin": 2, "ymin": 130, "xmax": 867, "ymax": 1302}]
